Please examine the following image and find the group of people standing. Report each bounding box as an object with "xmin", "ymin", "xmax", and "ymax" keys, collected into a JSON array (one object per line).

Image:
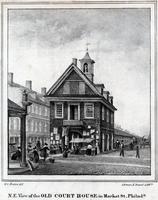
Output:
[
  {"xmin": 86, "ymin": 144, "xmax": 97, "ymax": 156},
  {"xmin": 117, "ymin": 140, "xmax": 140, "ymax": 158},
  {"xmin": 27, "ymin": 141, "xmax": 50, "ymax": 163}
]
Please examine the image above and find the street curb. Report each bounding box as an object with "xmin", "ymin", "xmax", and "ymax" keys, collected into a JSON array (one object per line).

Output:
[{"xmin": 8, "ymin": 167, "xmax": 30, "ymax": 175}]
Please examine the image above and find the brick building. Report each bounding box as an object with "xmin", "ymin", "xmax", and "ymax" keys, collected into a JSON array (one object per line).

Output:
[
  {"xmin": 8, "ymin": 73, "xmax": 50, "ymax": 146},
  {"xmin": 46, "ymin": 51, "xmax": 117, "ymax": 152}
]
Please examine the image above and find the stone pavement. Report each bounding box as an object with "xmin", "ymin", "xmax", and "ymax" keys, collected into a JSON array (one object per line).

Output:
[
  {"xmin": 56, "ymin": 159, "xmax": 150, "ymax": 169},
  {"xmin": 11, "ymin": 148, "xmax": 151, "ymax": 175}
]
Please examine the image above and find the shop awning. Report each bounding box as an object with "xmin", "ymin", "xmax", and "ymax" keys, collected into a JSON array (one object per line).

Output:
[{"xmin": 70, "ymin": 138, "xmax": 94, "ymax": 143}]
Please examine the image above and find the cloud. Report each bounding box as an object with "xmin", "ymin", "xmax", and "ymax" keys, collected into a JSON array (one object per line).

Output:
[
  {"xmin": 8, "ymin": 8, "xmax": 151, "ymax": 136},
  {"xmin": 9, "ymin": 9, "xmax": 150, "ymax": 49}
]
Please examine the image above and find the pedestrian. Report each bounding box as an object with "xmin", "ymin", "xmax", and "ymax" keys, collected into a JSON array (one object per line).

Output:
[
  {"xmin": 16, "ymin": 146, "xmax": 22, "ymax": 161},
  {"xmin": 130, "ymin": 142, "xmax": 134, "ymax": 150},
  {"xmin": 32, "ymin": 146, "xmax": 39, "ymax": 163},
  {"xmin": 95, "ymin": 146, "xmax": 97, "ymax": 155},
  {"xmin": 59, "ymin": 145, "xmax": 62, "ymax": 153},
  {"xmin": 116, "ymin": 140, "xmax": 120, "ymax": 149},
  {"xmin": 27, "ymin": 143, "xmax": 32, "ymax": 153},
  {"xmin": 87, "ymin": 144, "xmax": 92, "ymax": 156},
  {"xmin": 40, "ymin": 143, "xmax": 50, "ymax": 161},
  {"xmin": 36, "ymin": 140, "xmax": 41, "ymax": 151},
  {"xmin": 120, "ymin": 140, "xmax": 124, "ymax": 157},
  {"xmin": 136, "ymin": 145, "xmax": 140, "ymax": 158},
  {"xmin": 75, "ymin": 145, "xmax": 80, "ymax": 155},
  {"xmin": 63, "ymin": 146, "xmax": 69, "ymax": 158}
]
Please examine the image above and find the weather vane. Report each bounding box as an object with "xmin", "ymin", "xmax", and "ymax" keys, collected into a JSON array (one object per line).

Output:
[{"xmin": 86, "ymin": 42, "xmax": 91, "ymax": 52}]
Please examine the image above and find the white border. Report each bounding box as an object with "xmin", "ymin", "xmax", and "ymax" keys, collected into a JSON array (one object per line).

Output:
[{"xmin": 1, "ymin": 2, "xmax": 156, "ymax": 181}]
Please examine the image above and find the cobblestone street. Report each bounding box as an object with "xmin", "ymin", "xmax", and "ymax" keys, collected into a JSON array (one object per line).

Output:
[{"xmin": 22, "ymin": 148, "xmax": 150, "ymax": 175}]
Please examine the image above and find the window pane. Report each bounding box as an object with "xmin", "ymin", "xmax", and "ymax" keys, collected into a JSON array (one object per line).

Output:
[{"xmin": 56, "ymin": 104, "xmax": 63, "ymax": 118}]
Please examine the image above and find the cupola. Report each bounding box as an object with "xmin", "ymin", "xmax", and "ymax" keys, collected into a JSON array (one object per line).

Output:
[{"xmin": 79, "ymin": 50, "xmax": 95, "ymax": 82}]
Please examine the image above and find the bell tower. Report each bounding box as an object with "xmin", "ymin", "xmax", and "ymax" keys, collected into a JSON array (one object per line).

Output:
[{"xmin": 79, "ymin": 50, "xmax": 95, "ymax": 82}]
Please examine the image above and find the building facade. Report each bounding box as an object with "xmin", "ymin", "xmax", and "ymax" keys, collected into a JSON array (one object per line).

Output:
[
  {"xmin": 46, "ymin": 51, "xmax": 117, "ymax": 152},
  {"xmin": 8, "ymin": 73, "xmax": 50, "ymax": 146}
]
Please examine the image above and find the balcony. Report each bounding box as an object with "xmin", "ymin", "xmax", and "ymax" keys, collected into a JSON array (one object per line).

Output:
[{"xmin": 63, "ymin": 120, "xmax": 83, "ymax": 126}]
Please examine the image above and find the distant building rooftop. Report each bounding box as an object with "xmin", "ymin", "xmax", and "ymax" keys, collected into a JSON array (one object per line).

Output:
[
  {"xmin": 8, "ymin": 99, "xmax": 25, "ymax": 116},
  {"xmin": 114, "ymin": 128, "xmax": 140, "ymax": 138},
  {"xmin": 8, "ymin": 80, "xmax": 49, "ymax": 107}
]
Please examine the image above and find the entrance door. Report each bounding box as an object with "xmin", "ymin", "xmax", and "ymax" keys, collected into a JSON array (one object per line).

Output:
[
  {"xmin": 70, "ymin": 105, "xmax": 79, "ymax": 120},
  {"xmin": 68, "ymin": 131, "xmax": 82, "ymax": 149},
  {"xmin": 104, "ymin": 135, "xmax": 107, "ymax": 151}
]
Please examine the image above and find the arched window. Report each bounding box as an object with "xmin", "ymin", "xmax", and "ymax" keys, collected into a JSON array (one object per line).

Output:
[{"xmin": 83, "ymin": 63, "xmax": 88, "ymax": 73}]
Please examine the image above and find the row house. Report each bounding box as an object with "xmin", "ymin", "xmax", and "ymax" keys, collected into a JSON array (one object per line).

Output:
[
  {"xmin": 46, "ymin": 51, "xmax": 117, "ymax": 152},
  {"xmin": 8, "ymin": 73, "xmax": 50, "ymax": 146}
]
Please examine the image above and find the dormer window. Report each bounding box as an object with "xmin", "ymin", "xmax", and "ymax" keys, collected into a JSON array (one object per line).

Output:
[{"xmin": 83, "ymin": 63, "xmax": 88, "ymax": 73}]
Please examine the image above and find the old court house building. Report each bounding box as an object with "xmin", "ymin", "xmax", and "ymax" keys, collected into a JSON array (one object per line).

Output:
[{"xmin": 46, "ymin": 51, "xmax": 117, "ymax": 152}]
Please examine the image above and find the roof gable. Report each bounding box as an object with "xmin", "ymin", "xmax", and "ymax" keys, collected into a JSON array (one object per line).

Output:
[
  {"xmin": 65, "ymin": 70, "xmax": 82, "ymax": 81},
  {"xmin": 46, "ymin": 64, "xmax": 101, "ymax": 96}
]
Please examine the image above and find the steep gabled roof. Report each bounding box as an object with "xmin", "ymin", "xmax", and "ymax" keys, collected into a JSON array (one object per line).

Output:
[
  {"xmin": 46, "ymin": 62, "xmax": 117, "ymax": 111},
  {"xmin": 46, "ymin": 63, "xmax": 101, "ymax": 96}
]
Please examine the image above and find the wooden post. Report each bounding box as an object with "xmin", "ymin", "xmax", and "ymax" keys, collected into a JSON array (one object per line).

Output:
[
  {"xmin": 107, "ymin": 134, "xmax": 109, "ymax": 151},
  {"xmin": 20, "ymin": 115, "xmax": 27, "ymax": 167},
  {"xmin": 111, "ymin": 132, "xmax": 113, "ymax": 150}
]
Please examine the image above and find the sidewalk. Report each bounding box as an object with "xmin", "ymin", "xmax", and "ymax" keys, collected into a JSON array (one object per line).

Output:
[
  {"xmin": 8, "ymin": 162, "xmax": 30, "ymax": 175},
  {"xmin": 8, "ymin": 154, "xmax": 62, "ymax": 175}
]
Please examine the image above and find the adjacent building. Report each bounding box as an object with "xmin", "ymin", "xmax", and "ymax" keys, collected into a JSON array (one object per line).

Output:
[
  {"xmin": 114, "ymin": 128, "xmax": 140, "ymax": 147},
  {"xmin": 8, "ymin": 73, "xmax": 50, "ymax": 146},
  {"xmin": 46, "ymin": 51, "xmax": 117, "ymax": 152}
]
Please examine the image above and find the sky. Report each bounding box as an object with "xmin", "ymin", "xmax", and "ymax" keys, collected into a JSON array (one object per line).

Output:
[{"xmin": 8, "ymin": 9, "xmax": 151, "ymax": 136}]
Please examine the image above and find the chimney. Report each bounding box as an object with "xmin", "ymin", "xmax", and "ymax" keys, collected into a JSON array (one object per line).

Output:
[
  {"xmin": 8, "ymin": 72, "xmax": 13, "ymax": 84},
  {"xmin": 109, "ymin": 96, "xmax": 113, "ymax": 104},
  {"xmin": 72, "ymin": 58, "xmax": 77, "ymax": 66},
  {"xmin": 25, "ymin": 80, "xmax": 32, "ymax": 90},
  {"xmin": 103, "ymin": 91, "xmax": 110, "ymax": 101},
  {"xmin": 41, "ymin": 87, "xmax": 47, "ymax": 95}
]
